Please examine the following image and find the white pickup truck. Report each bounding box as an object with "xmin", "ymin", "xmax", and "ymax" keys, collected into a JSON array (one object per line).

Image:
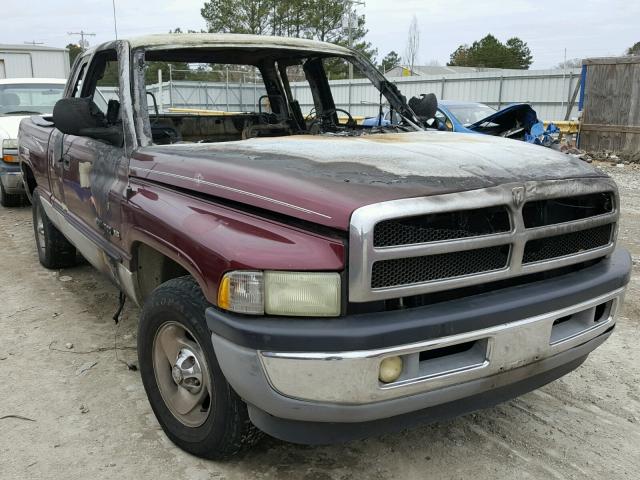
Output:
[{"xmin": 0, "ymin": 78, "xmax": 65, "ymax": 206}]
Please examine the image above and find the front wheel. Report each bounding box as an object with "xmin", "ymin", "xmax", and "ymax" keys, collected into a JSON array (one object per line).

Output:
[{"xmin": 138, "ymin": 276, "xmax": 261, "ymax": 459}]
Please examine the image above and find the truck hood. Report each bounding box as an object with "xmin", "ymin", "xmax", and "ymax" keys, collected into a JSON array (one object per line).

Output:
[{"xmin": 130, "ymin": 131, "xmax": 605, "ymax": 230}]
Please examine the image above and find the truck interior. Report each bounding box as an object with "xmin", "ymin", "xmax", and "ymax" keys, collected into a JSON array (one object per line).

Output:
[{"xmin": 132, "ymin": 48, "xmax": 418, "ymax": 145}]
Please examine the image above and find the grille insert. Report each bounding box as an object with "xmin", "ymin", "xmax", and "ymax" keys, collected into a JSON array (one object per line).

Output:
[
  {"xmin": 374, "ymin": 207, "xmax": 510, "ymax": 247},
  {"xmin": 522, "ymin": 192, "xmax": 613, "ymax": 228},
  {"xmin": 523, "ymin": 224, "xmax": 613, "ymax": 264},
  {"xmin": 371, "ymin": 246, "xmax": 510, "ymax": 289}
]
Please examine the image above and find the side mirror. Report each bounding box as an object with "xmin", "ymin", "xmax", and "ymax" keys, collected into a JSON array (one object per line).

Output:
[{"xmin": 52, "ymin": 97, "xmax": 123, "ymax": 147}]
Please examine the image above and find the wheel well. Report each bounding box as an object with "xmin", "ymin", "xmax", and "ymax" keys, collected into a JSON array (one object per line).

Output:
[
  {"xmin": 134, "ymin": 243, "xmax": 190, "ymax": 302},
  {"xmin": 21, "ymin": 163, "xmax": 37, "ymax": 198}
]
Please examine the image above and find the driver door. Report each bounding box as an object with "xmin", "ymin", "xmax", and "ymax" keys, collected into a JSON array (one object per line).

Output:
[{"xmin": 56, "ymin": 48, "xmax": 129, "ymax": 276}]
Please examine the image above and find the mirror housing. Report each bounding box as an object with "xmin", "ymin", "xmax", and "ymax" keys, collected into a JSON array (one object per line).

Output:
[{"xmin": 52, "ymin": 97, "xmax": 123, "ymax": 147}]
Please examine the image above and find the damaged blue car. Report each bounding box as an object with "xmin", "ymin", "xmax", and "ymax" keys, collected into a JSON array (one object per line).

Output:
[{"xmin": 364, "ymin": 98, "xmax": 559, "ymax": 146}]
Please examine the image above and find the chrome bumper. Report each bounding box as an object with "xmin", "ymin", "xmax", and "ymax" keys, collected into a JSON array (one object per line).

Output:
[
  {"xmin": 0, "ymin": 170, "xmax": 25, "ymax": 194},
  {"xmin": 257, "ymin": 288, "xmax": 623, "ymax": 405}
]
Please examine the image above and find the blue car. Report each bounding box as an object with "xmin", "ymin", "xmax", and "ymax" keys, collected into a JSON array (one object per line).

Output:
[
  {"xmin": 435, "ymin": 100, "xmax": 498, "ymax": 133},
  {"xmin": 364, "ymin": 100, "xmax": 558, "ymax": 145}
]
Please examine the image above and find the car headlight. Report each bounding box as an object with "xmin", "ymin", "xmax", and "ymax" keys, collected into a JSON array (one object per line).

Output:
[
  {"xmin": 2, "ymin": 138, "xmax": 19, "ymax": 163},
  {"xmin": 218, "ymin": 270, "xmax": 341, "ymax": 317}
]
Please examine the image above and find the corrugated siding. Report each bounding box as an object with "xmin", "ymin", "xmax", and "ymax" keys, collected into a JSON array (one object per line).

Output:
[
  {"xmin": 29, "ymin": 51, "xmax": 69, "ymax": 78},
  {"xmin": 0, "ymin": 52, "xmax": 32, "ymax": 77},
  {"xmin": 101, "ymin": 68, "xmax": 583, "ymax": 122},
  {"xmin": 0, "ymin": 49, "xmax": 69, "ymax": 79}
]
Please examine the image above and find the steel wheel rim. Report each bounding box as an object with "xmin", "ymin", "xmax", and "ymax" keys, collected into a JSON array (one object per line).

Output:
[
  {"xmin": 35, "ymin": 205, "xmax": 46, "ymax": 255},
  {"xmin": 152, "ymin": 321, "xmax": 212, "ymax": 427}
]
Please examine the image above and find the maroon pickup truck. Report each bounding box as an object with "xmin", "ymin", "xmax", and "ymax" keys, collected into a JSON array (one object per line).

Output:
[{"xmin": 18, "ymin": 34, "xmax": 631, "ymax": 459}]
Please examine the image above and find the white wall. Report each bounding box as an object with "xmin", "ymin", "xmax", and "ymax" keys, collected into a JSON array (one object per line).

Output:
[{"xmin": 0, "ymin": 48, "xmax": 69, "ymax": 79}]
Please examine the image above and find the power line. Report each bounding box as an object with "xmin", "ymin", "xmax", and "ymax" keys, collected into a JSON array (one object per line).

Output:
[{"xmin": 68, "ymin": 30, "xmax": 96, "ymax": 49}]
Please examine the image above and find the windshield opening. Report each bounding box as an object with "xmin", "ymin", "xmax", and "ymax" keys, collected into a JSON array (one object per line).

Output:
[
  {"xmin": 0, "ymin": 83, "xmax": 65, "ymax": 115},
  {"xmin": 137, "ymin": 47, "xmax": 416, "ymax": 146}
]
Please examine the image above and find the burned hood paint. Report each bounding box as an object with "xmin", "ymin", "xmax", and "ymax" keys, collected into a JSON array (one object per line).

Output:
[{"xmin": 130, "ymin": 131, "xmax": 605, "ymax": 230}]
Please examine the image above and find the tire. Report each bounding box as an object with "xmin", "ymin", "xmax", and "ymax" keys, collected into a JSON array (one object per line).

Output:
[
  {"xmin": 32, "ymin": 190, "xmax": 77, "ymax": 269},
  {"xmin": 138, "ymin": 276, "xmax": 261, "ymax": 459},
  {"xmin": 0, "ymin": 181, "xmax": 24, "ymax": 207}
]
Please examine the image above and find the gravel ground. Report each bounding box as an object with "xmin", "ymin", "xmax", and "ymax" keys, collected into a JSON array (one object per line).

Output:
[{"xmin": 1, "ymin": 162, "xmax": 639, "ymax": 480}]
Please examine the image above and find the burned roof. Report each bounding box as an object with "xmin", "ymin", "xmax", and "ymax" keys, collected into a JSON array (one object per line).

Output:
[{"xmin": 123, "ymin": 33, "xmax": 352, "ymax": 56}]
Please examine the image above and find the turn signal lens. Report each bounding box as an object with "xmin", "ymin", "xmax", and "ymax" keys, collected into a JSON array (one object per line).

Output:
[
  {"xmin": 2, "ymin": 138, "xmax": 18, "ymax": 163},
  {"xmin": 217, "ymin": 271, "xmax": 264, "ymax": 315},
  {"xmin": 379, "ymin": 356, "xmax": 403, "ymax": 383}
]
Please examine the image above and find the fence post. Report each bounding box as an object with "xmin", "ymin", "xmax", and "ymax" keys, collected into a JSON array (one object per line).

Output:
[
  {"xmin": 497, "ymin": 75, "xmax": 504, "ymax": 109},
  {"xmin": 440, "ymin": 77, "xmax": 446, "ymax": 99},
  {"xmin": 157, "ymin": 68, "xmax": 162, "ymax": 113},
  {"xmin": 225, "ymin": 67, "xmax": 229, "ymax": 111},
  {"xmin": 168, "ymin": 64, "xmax": 173, "ymax": 108},
  {"xmin": 240, "ymin": 73, "xmax": 244, "ymax": 112}
]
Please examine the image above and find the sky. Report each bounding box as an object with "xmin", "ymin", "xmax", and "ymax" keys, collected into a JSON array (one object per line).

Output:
[{"xmin": 2, "ymin": 0, "xmax": 638, "ymax": 69}]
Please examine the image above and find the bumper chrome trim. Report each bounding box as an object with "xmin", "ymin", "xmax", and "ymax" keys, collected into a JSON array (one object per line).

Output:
[
  {"xmin": 259, "ymin": 288, "xmax": 624, "ymax": 404},
  {"xmin": 0, "ymin": 170, "xmax": 25, "ymax": 193}
]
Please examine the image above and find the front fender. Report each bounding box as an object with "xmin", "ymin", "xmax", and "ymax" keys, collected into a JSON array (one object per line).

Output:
[{"xmin": 122, "ymin": 181, "xmax": 346, "ymax": 305}]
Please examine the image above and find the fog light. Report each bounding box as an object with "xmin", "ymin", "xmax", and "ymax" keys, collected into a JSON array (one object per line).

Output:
[{"xmin": 379, "ymin": 356, "xmax": 403, "ymax": 383}]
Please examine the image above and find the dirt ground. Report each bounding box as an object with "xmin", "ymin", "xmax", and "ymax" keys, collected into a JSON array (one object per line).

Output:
[{"xmin": 1, "ymin": 162, "xmax": 639, "ymax": 480}]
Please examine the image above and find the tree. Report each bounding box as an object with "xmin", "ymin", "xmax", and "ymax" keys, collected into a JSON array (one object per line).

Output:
[
  {"xmin": 404, "ymin": 16, "xmax": 420, "ymax": 74},
  {"xmin": 66, "ymin": 43, "xmax": 83, "ymax": 65},
  {"xmin": 627, "ymin": 41, "xmax": 640, "ymax": 55},
  {"xmin": 200, "ymin": 0, "xmax": 377, "ymax": 78},
  {"xmin": 448, "ymin": 34, "xmax": 533, "ymax": 69},
  {"xmin": 555, "ymin": 58, "xmax": 583, "ymax": 69},
  {"xmin": 201, "ymin": 0, "xmax": 271, "ymax": 35},
  {"xmin": 380, "ymin": 51, "xmax": 401, "ymax": 73}
]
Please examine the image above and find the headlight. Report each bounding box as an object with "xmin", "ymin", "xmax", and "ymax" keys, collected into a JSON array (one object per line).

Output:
[
  {"xmin": 2, "ymin": 139, "xmax": 18, "ymax": 149},
  {"xmin": 2, "ymin": 138, "xmax": 18, "ymax": 163},
  {"xmin": 218, "ymin": 270, "xmax": 341, "ymax": 317}
]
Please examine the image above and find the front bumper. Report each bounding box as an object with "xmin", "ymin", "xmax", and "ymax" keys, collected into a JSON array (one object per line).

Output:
[
  {"xmin": 0, "ymin": 163, "xmax": 25, "ymax": 194},
  {"xmin": 207, "ymin": 248, "xmax": 631, "ymax": 443}
]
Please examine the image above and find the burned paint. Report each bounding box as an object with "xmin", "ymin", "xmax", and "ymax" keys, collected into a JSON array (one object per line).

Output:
[{"xmin": 129, "ymin": 130, "xmax": 605, "ymax": 230}]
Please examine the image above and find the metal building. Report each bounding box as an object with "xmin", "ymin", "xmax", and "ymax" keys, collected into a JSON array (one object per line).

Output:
[{"xmin": 0, "ymin": 44, "xmax": 70, "ymax": 79}]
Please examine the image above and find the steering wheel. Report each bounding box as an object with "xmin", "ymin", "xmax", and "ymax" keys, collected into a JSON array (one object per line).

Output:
[{"xmin": 332, "ymin": 108, "xmax": 357, "ymax": 128}]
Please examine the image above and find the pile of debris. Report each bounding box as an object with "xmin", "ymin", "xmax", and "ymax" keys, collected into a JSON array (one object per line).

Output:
[
  {"xmin": 551, "ymin": 140, "xmax": 593, "ymax": 162},
  {"xmin": 551, "ymin": 143, "xmax": 640, "ymax": 165}
]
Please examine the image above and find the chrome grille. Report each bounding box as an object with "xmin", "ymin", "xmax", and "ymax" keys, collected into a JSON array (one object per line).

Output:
[{"xmin": 349, "ymin": 178, "xmax": 618, "ymax": 302}]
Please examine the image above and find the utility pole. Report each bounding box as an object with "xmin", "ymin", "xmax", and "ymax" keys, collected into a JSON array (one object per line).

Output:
[
  {"xmin": 344, "ymin": 0, "xmax": 365, "ymax": 80},
  {"xmin": 344, "ymin": 0, "xmax": 365, "ymax": 113},
  {"xmin": 68, "ymin": 30, "xmax": 96, "ymax": 49}
]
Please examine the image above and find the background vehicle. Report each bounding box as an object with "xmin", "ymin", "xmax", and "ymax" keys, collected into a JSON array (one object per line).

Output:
[
  {"xmin": 0, "ymin": 78, "xmax": 65, "ymax": 206},
  {"xmin": 435, "ymin": 100, "xmax": 497, "ymax": 132},
  {"xmin": 18, "ymin": 34, "xmax": 630, "ymax": 459},
  {"xmin": 364, "ymin": 99, "xmax": 558, "ymax": 145}
]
